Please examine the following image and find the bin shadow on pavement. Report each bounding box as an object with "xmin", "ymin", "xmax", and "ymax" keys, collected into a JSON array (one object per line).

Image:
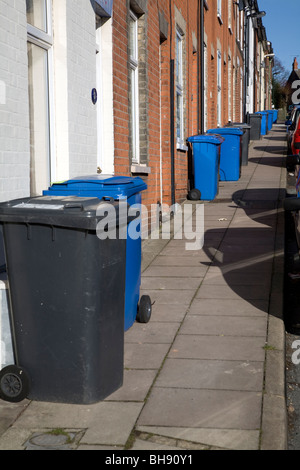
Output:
[
  {"xmin": 201, "ymin": 188, "xmax": 284, "ymax": 317},
  {"xmin": 264, "ymin": 136, "xmax": 286, "ymax": 142},
  {"xmin": 251, "ymin": 145, "xmax": 285, "ymax": 155},
  {"xmin": 248, "ymin": 156, "xmax": 284, "ymax": 168}
]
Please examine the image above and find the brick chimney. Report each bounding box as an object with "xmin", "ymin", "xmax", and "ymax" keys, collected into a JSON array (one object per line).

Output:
[{"xmin": 293, "ymin": 57, "xmax": 298, "ymax": 71}]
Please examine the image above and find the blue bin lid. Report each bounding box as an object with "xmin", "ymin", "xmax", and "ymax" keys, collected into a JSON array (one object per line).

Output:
[
  {"xmin": 206, "ymin": 127, "xmax": 243, "ymax": 136},
  {"xmin": 47, "ymin": 174, "xmax": 147, "ymax": 199},
  {"xmin": 187, "ymin": 134, "xmax": 224, "ymax": 145},
  {"xmin": 256, "ymin": 111, "xmax": 268, "ymax": 115}
]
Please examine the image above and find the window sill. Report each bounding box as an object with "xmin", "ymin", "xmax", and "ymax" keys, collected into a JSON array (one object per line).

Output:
[
  {"xmin": 131, "ymin": 164, "xmax": 151, "ymax": 175},
  {"xmin": 217, "ymin": 14, "xmax": 223, "ymax": 25},
  {"xmin": 177, "ymin": 142, "xmax": 188, "ymax": 152}
]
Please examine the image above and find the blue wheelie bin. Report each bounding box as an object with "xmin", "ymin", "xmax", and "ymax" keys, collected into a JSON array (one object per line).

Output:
[
  {"xmin": 256, "ymin": 112, "xmax": 268, "ymax": 135},
  {"xmin": 187, "ymin": 134, "xmax": 224, "ymax": 200},
  {"xmin": 43, "ymin": 175, "xmax": 151, "ymax": 332},
  {"xmin": 273, "ymin": 109, "xmax": 278, "ymax": 123},
  {"xmin": 225, "ymin": 122, "xmax": 251, "ymax": 166},
  {"xmin": 206, "ymin": 127, "xmax": 243, "ymax": 181},
  {"xmin": 268, "ymin": 110, "xmax": 275, "ymax": 125},
  {"xmin": 267, "ymin": 111, "xmax": 273, "ymax": 131}
]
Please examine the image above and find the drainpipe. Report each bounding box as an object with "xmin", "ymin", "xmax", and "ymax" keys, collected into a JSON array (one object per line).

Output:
[
  {"xmin": 197, "ymin": 0, "xmax": 200, "ymax": 133},
  {"xmin": 243, "ymin": 7, "xmax": 249, "ymax": 122},
  {"xmin": 170, "ymin": 58, "xmax": 175, "ymax": 206},
  {"xmin": 200, "ymin": 0, "xmax": 204, "ymax": 134},
  {"xmin": 159, "ymin": 46, "xmax": 163, "ymax": 209},
  {"xmin": 197, "ymin": 0, "xmax": 204, "ymax": 134}
]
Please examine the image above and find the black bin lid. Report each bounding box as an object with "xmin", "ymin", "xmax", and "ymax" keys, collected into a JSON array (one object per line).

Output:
[{"xmin": 0, "ymin": 196, "xmax": 130, "ymax": 230}]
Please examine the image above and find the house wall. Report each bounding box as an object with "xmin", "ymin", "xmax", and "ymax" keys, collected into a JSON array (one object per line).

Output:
[{"xmin": 0, "ymin": 0, "xmax": 30, "ymax": 203}]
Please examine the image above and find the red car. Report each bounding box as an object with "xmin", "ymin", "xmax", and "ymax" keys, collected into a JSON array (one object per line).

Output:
[{"xmin": 291, "ymin": 112, "xmax": 300, "ymax": 155}]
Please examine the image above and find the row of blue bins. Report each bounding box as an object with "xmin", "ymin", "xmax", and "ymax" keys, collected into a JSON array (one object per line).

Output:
[
  {"xmin": 188, "ymin": 109, "xmax": 278, "ymax": 202},
  {"xmin": 256, "ymin": 109, "xmax": 278, "ymax": 136},
  {"xmin": 187, "ymin": 127, "xmax": 244, "ymax": 201}
]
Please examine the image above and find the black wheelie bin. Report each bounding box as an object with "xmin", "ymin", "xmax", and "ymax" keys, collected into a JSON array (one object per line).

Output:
[
  {"xmin": 247, "ymin": 113, "xmax": 262, "ymax": 140},
  {"xmin": 0, "ymin": 195, "xmax": 130, "ymax": 404}
]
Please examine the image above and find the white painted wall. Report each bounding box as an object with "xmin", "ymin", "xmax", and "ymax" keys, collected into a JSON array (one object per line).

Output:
[
  {"xmin": 0, "ymin": 0, "xmax": 115, "ymax": 369},
  {"xmin": 0, "ymin": 0, "xmax": 30, "ymax": 202}
]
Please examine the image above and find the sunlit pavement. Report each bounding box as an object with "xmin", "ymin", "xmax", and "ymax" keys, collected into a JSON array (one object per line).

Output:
[{"xmin": 0, "ymin": 124, "xmax": 287, "ymax": 450}]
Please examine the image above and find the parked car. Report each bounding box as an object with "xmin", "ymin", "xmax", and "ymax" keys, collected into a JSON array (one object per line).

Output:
[
  {"xmin": 286, "ymin": 104, "xmax": 300, "ymax": 155},
  {"xmin": 284, "ymin": 150, "xmax": 300, "ymax": 261},
  {"xmin": 290, "ymin": 110, "xmax": 300, "ymax": 157}
]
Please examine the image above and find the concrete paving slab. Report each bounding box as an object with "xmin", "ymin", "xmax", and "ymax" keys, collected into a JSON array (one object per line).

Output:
[
  {"xmin": 139, "ymin": 289, "xmax": 196, "ymax": 305},
  {"xmin": 135, "ymin": 425, "xmax": 260, "ymax": 450},
  {"xmin": 105, "ymin": 369, "xmax": 157, "ymax": 402},
  {"xmin": 187, "ymin": 297, "xmax": 268, "ymax": 316},
  {"xmin": 202, "ymin": 270, "xmax": 272, "ymax": 287},
  {"xmin": 0, "ymin": 400, "xmax": 29, "ymax": 436},
  {"xmin": 155, "ymin": 358, "xmax": 264, "ymax": 391},
  {"xmin": 124, "ymin": 321, "xmax": 180, "ymax": 344},
  {"xmin": 131, "ymin": 438, "xmax": 180, "ymax": 450},
  {"xmin": 142, "ymin": 265, "xmax": 208, "ymax": 277},
  {"xmin": 0, "ymin": 427, "xmax": 38, "ymax": 450},
  {"xmin": 168, "ymin": 334, "xmax": 266, "ymax": 361},
  {"xmin": 151, "ymin": 255, "xmax": 210, "ymax": 268},
  {"xmin": 141, "ymin": 276, "xmax": 201, "ymax": 290},
  {"xmin": 137, "ymin": 387, "xmax": 262, "ymax": 429},
  {"xmin": 205, "ymin": 255, "xmax": 274, "ymax": 272},
  {"xmin": 157, "ymin": 246, "xmax": 217, "ymax": 260},
  {"xmin": 124, "ymin": 342, "xmax": 170, "ymax": 369},
  {"xmin": 150, "ymin": 303, "xmax": 189, "ymax": 322},
  {"xmin": 195, "ymin": 283, "xmax": 270, "ymax": 300},
  {"xmin": 179, "ymin": 314, "xmax": 267, "ymax": 337},
  {"xmin": 5, "ymin": 401, "xmax": 143, "ymax": 447}
]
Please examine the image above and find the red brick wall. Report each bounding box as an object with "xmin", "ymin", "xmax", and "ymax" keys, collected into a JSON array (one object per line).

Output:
[
  {"xmin": 111, "ymin": 0, "xmax": 245, "ymax": 231},
  {"xmin": 204, "ymin": 0, "xmax": 244, "ymax": 128},
  {"xmin": 112, "ymin": 0, "xmax": 130, "ymax": 176}
]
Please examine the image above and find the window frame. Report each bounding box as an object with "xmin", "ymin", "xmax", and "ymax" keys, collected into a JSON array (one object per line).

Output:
[
  {"xmin": 26, "ymin": 0, "xmax": 55, "ymax": 193},
  {"xmin": 228, "ymin": 59, "xmax": 232, "ymax": 122},
  {"xmin": 217, "ymin": 0, "xmax": 223, "ymax": 23},
  {"xmin": 228, "ymin": 0, "xmax": 232, "ymax": 34},
  {"xmin": 129, "ymin": 9, "xmax": 140, "ymax": 164}
]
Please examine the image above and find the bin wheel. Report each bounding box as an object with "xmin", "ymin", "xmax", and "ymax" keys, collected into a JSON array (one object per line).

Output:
[
  {"xmin": 136, "ymin": 295, "xmax": 152, "ymax": 324},
  {"xmin": 188, "ymin": 189, "xmax": 201, "ymax": 201},
  {"xmin": 0, "ymin": 365, "xmax": 30, "ymax": 403}
]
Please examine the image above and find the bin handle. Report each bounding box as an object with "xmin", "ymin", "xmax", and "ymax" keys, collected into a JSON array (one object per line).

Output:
[
  {"xmin": 64, "ymin": 203, "xmax": 84, "ymax": 211},
  {"xmin": 101, "ymin": 196, "xmax": 114, "ymax": 202}
]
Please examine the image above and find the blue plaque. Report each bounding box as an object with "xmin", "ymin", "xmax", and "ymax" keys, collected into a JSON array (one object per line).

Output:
[{"xmin": 91, "ymin": 88, "xmax": 97, "ymax": 105}]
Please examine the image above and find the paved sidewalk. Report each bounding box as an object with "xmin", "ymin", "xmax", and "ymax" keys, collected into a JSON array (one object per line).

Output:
[{"xmin": 0, "ymin": 124, "xmax": 288, "ymax": 450}]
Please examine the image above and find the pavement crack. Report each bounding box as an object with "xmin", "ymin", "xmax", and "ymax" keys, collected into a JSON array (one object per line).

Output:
[{"xmin": 133, "ymin": 430, "xmax": 226, "ymax": 450}]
